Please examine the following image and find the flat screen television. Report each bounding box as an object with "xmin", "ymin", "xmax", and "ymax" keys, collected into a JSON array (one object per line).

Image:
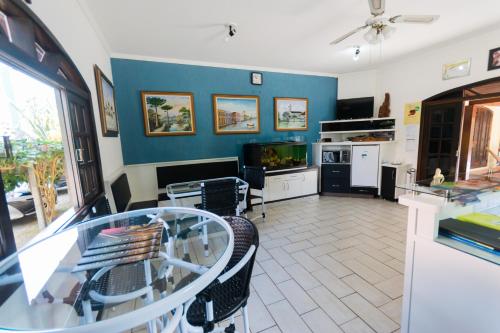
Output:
[{"xmin": 336, "ymin": 97, "xmax": 374, "ymax": 120}]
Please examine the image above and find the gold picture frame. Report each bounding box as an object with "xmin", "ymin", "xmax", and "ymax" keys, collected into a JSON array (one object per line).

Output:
[
  {"xmin": 141, "ymin": 91, "xmax": 196, "ymax": 136},
  {"xmin": 94, "ymin": 65, "xmax": 119, "ymax": 137},
  {"xmin": 212, "ymin": 94, "xmax": 260, "ymax": 134},
  {"xmin": 274, "ymin": 97, "xmax": 308, "ymax": 131}
]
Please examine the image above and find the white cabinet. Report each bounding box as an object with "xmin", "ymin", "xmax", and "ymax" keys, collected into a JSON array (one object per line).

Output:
[
  {"xmin": 351, "ymin": 145, "xmax": 380, "ymax": 187},
  {"xmin": 264, "ymin": 169, "xmax": 318, "ymax": 202}
]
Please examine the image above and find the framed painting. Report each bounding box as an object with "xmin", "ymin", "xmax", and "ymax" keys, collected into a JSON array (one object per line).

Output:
[
  {"xmin": 141, "ymin": 91, "xmax": 196, "ymax": 136},
  {"xmin": 212, "ymin": 94, "xmax": 260, "ymax": 134},
  {"xmin": 274, "ymin": 97, "xmax": 308, "ymax": 131},
  {"xmin": 487, "ymin": 46, "xmax": 500, "ymax": 71},
  {"xmin": 94, "ymin": 65, "xmax": 119, "ymax": 137}
]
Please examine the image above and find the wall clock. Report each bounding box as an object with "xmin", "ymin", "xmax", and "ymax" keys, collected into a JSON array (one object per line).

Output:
[{"xmin": 251, "ymin": 72, "xmax": 263, "ymax": 85}]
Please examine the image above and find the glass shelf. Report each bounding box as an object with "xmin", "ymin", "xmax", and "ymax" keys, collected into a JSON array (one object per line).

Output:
[{"xmin": 397, "ymin": 174, "xmax": 500, "ymax": 203}]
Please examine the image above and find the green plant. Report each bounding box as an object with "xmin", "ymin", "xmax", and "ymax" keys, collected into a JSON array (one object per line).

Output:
[{"xmin": 146, "ymin": 97, "xmax": 167, "ymax": 128}]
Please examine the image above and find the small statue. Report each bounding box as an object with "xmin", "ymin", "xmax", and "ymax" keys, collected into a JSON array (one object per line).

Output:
[
  {"xmin": 378, "ymin": 93, "xmax": 391, "ymax": 118},
  {"xmin": 431, "ymin": 168, "xmax": 445, "ymax": 186}
]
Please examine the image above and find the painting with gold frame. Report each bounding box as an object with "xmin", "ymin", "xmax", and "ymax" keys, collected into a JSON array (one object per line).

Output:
[
  {"xmin": 94, "ymin": 65, "xmax": 119, "ymax": 137},
  {"xmin": 141, "ymin": 91, "xmax": 196, "ymax": 136},
  {"xmin": 212, "ymin": 94, "xmax": 260, "ymax": 134},
  {"xmin": 274, "ymin": 97, "xmax": 308, "ymax": 131}
]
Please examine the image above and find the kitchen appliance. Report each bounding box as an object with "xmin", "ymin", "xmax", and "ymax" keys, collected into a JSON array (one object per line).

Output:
[
  {"xmin": 351, "ymin": 145, "xmax": 380, "ymax": 188},
  {"xmin": 322, "ymin": 149, "xmax": 350, "ymax": 164}
]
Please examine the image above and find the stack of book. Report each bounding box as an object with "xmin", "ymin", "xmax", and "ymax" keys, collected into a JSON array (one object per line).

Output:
[{"xmin": 73, "ymin": 223, "xmax": 163, "ymax": 272}]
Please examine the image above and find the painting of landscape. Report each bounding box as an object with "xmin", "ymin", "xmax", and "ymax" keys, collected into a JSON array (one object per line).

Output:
[
  {"xmin": 141, "ymin": 91, "xmax": 196, "ymax": 136},
  {"xmin": 274, "ymin": 97, "xmax": 308, "ymax": 131},
  {"xmin": 95, "ymin": 65, "xmax": 119, "ymax": 137},
  {"xmin": 213, "ymin": 95, "xmax": 260, "ymax": 134}
]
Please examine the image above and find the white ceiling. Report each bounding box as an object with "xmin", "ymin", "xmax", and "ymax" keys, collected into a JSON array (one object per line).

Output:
[{"xmin": 81, "ymin": 0, "xmax": 500, "ymax": 75}]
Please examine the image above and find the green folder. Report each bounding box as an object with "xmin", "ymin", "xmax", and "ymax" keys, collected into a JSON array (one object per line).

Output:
[{"xmin": 457, "ymin": 213, "xmax": 500, "ymax": 231}]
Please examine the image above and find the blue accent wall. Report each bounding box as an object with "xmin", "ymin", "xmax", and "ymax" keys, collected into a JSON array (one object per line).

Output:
[{"xmin": 111, "ymin": 58, "xmax": 337, "ymax": 165}]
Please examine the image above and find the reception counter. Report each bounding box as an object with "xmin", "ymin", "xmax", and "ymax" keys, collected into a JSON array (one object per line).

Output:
[{"xmin": 398, "ymin": 192, "xmax": 500, "ymax": 333}]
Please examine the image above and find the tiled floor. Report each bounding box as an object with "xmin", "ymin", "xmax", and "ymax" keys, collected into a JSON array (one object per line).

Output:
[{"xmin": 235, "ymin": 195, "xmax": 408, "ymax": 333}]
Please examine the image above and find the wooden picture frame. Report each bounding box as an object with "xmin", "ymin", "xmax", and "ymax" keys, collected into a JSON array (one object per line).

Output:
[
  {"xmin": 94, "ymin": 65, "xmax": 119, "ymax": 137},
  {"xmin": 274, "ymin": 97, "xmax": 308, "ymax": 131},
  {"xmin": 141, "ymin": 91, "xmax": 196, "ymax": 136},
  {"xmin": 487, "ymin": 46, "xmax": 500, "ymax": 71},
  {"xmin": 213, "ymin": 94, "xmax": 260, "ymax": 134}
]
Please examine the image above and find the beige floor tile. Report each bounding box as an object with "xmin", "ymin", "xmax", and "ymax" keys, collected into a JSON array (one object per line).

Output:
[
  {"xmin": 276, "ymin": 279, "xmax": 318, "ymax": 315},
  {"xmin": 374, "ymin": 275, "xmax": 404, "ymax": 299},
  {"xmin": 247, "ymin": 291, "xmax": 276, "ymax": 332},
  {"xmin": 283, "ymin": 240, "xmax": 314, "ymax": 253},
  {"xmin": 343, "ymin": 259, "xmax": 385, "ymax": 284},
  {"xmin": 284, "ymin": 263, "xmax": 321, "ymax": 290},
  {"xmin": 301, "ymin": 308, "xmax": 344, "ymax": 333},
  {"xmin": 290, "ymin": 251, "xmax": 323, "ymax": 272},
  {"xmin": 251, "ymin": 274, "xmax": 284, "ymax": 305},
  {"xmin": 341, "ymin": 293, "xmax": 398, "ymax": 333},
  {"xmin": 342, "ymin": 274, "xmax": 391, "ymax": 307},
  {"xmin": 307, "ymin": 286, "xmax": 356, "ymax": 325},
  {"xmin": 267, "ymin": 300, "xmax": 312, "ymax": 333},
  {"xmin": 316, "ymin": 254, "xmax": 353, "ymax": 278},
  {"xmin": 260, "ymin": 259, "xmax": 292, "ymax": 284},
  {"xmin": 355, "ymin": 255, "xmax": 400, "ymax": 279},
  {"xmin": 341, "ymin": 318, "xmax": 376, "ymax": 333},
  {"xmin": 379, "ymin": 297, "xmax": 402, "ymax": 324},
  {"xmin": 268, "ymin": 247, "xmax": 297, "ymax": 267},
  {"xmin": 312, "ymin": 268, "xmax": 354, "ymax": 298}
]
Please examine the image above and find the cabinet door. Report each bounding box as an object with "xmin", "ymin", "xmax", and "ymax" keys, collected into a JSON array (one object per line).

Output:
[
  {"xmin": 285, "ymin": 173, "xmax": 303, "ymax": 198},
  {"xmin": 266, "ymin": 176, "xmax": 286, "ymax": 201},
  {"xmin": 302, "ymin": 170, "xmax": 318, "ymax": 195},
  {"xmin": 381, "ymin": 166, "xmax": 396, "ymax": 200}
]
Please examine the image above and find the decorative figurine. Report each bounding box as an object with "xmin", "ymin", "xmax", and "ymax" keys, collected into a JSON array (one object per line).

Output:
[
  {"xmin": 431, "ymin": 168, "xmax": 445, "ymax": 186},
  {"xmin": 378, "ymin": 93, "xmax": 391, "ymax": 118}
]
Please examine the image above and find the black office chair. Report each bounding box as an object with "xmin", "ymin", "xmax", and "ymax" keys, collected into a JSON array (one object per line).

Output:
[
  {"xmin": 179, "ymin": 216, "xmax": 259, "ymax": 333},
  {"xmin": 243, "ymin": 166, "xmax": 266, "ymax": 221}
]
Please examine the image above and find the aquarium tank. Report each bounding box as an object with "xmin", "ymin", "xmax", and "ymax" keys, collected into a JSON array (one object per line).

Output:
[{"xmin": 243, "ymin": 142, "xmax": 307, "ymax": 171}]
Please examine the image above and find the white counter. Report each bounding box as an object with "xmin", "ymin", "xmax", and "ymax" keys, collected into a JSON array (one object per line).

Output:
[{"xmin": 398, "ymin": 193, "xmax": 500, "ymax": 333}]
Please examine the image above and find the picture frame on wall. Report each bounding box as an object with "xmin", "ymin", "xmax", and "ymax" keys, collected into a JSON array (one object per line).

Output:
[
  {"xmin": 141, "ymin": 91, "xmax": 196, "ymax": 136},
  {"xmin": 442, "ymin": 59, "xmax": 471, "ymax": 80},
  {"xmin": 487, "ymin": 46, "xmax": 500, "ymax": 71},
  {"xmin": 274, "ymin": 97, "xmax": 308, "ymax": 131},
  {"xmin": 94, "ymin": 65, "xmax": 119, "ymax": 137},
  {"xmin": 212, "ymin": 94, "xmax": 260, "ymax": 134}
]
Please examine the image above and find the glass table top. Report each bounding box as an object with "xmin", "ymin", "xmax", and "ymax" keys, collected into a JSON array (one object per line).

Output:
[
  {"xmin": 0, "ymin": 207, "xmax": 233, "ymax": 332},
  {"xmin": 166, "ymin": 177, "xmax": 248, "ymax": 197},
  {"xmin": 397, "ymin": 174, "xmax": 500, "ymax": 202}
]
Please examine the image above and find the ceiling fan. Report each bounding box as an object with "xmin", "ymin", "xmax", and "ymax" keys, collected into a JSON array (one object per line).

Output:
[{"xmin": 330, "ymin": 0, "xmax": 439, "ymax": 45}]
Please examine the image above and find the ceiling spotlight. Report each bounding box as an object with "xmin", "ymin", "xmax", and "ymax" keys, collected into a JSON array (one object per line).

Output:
[
  {"xmin": 225, "ymin": 23, "xmax": 237, "ymax": 42},
  {"xmin": 353, "ymin": 46, "xmax": 361, "ymax": 61}
]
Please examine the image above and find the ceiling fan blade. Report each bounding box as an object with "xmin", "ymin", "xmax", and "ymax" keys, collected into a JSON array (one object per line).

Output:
[
  {"xmin": 389, "ymin": 15, "xmax": 440, "ymax": 24},
  {"xmin": 330, "ymin": 25, "xmax": 369, "ymax": 45},
  {"xmin": 368, "ymin": 0, "xmax": 385, "ymax": 16}
]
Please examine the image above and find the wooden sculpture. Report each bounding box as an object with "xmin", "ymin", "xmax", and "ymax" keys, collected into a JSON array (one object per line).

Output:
[{"xmin": 378, "ymin": 93, "xmax": 391, "ymax": 118}]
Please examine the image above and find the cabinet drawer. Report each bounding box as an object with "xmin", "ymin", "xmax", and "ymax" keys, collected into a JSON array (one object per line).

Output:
[
  {"xmin": 322, "ymin": 164, "xmax": 350, "ymax": 178},
  {"xmin": 321, "ymin": 177, "xmax": 350, "ymax": 193}
]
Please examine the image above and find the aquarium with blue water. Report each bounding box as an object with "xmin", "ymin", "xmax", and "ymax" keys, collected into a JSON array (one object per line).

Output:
[{"xmin": 243, "ymin": 142, "xmax": 307, "ymax": 171}]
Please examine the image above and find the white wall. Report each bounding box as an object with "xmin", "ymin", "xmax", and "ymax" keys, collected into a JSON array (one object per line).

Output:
[
  {"xmin": 338, "ymin": 69, "xmax": 378, "ymax": 101},
  {"xmin": 372, "ymin": 26, "xmax": 500, "ymax": 167},
  {"xmin": 29, "ymin": 0, "xmax": 124, "ymax": 180}
]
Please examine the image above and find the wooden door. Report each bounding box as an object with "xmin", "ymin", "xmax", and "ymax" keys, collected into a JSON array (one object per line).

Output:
[
  {"xmin": 66, "ymin": 92, "xmax": 102, "ymax": 204},
  {"xmin": 470, "ymin": 107, "xmax": 493, "ymax": 169},
  {"xmin": 417, "ymin": 102, "xmax": 463, "ymax": 181}
]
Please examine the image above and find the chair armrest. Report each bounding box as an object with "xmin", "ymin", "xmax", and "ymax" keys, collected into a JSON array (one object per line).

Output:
[{"xmin": 217, "ymin": 245, "xmax": 256, "ymax": 284}]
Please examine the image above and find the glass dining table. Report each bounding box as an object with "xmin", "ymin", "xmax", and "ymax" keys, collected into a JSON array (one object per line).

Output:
[{"xmin": 0, "ymin": 207, "xmax": 234, "ymax": 333}]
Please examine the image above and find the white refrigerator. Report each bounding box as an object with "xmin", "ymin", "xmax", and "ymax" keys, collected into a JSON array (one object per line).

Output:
[{"xmin": 351, "ymin": 145, "xmax": 380, "ymax": 188}]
